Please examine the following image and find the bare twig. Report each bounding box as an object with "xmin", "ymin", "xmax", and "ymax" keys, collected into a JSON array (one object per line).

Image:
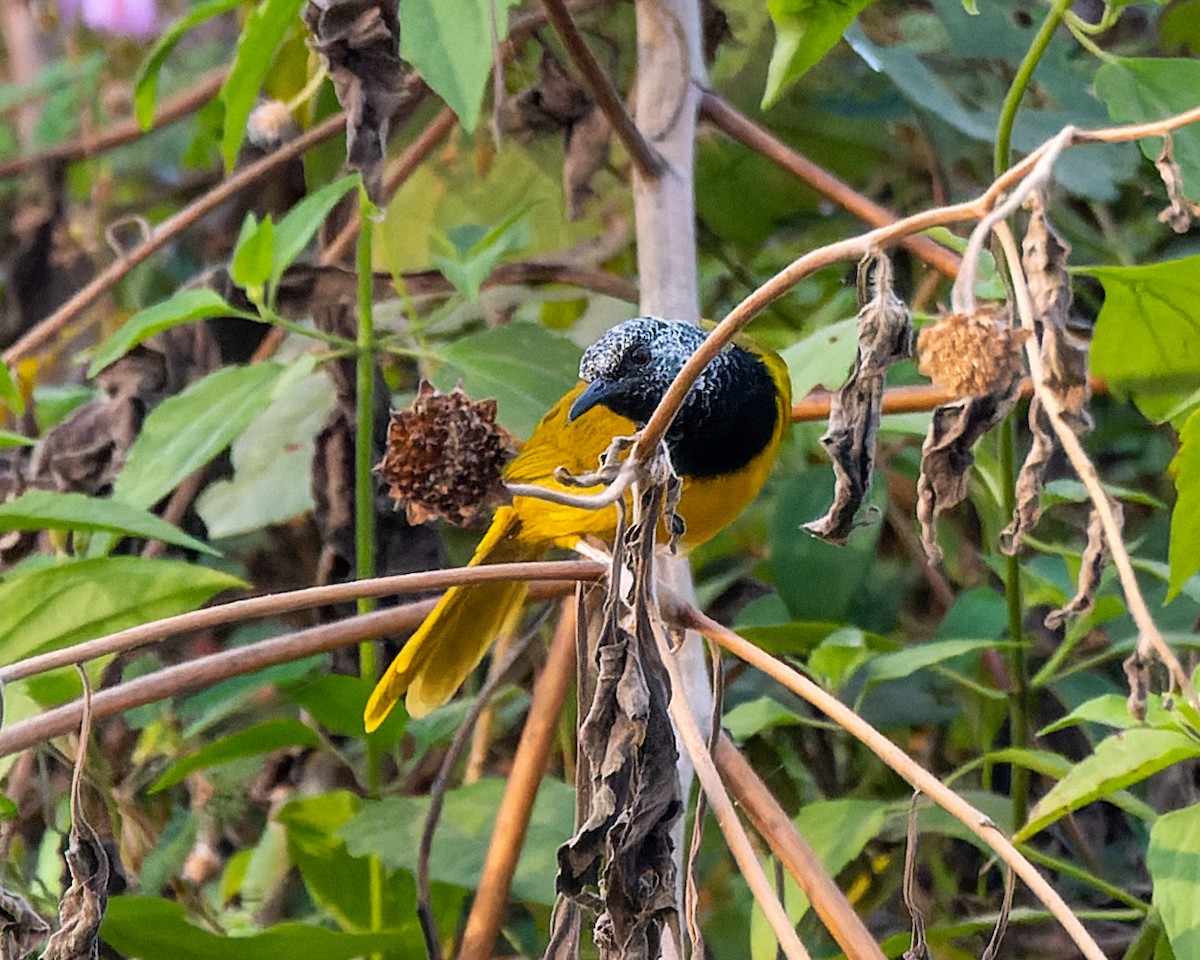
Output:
[
  {"xmin": 541, "ymin": 0, "xmax": 664, "ymax": 180},
  {"xmin": 0, "ymin": 560, "xmax": 604, "ymax": 685},
  {"xmin": 674, "ymin": 603, "xmax": 1109, "ymax": 960},
  {"xmin": 698, "ymin": 92, "xmax": 961, "ymax": 279},
  {"xmin": 457, "ymin": 600, "xmax": 578, "ymax": 960},
  {"xmin": 995, "ymin": 222, "xmax": 1200, "ymax": 714}
]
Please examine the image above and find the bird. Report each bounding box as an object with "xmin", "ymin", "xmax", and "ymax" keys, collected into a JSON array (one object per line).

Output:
[{"xmin": 364, "ymin": 316, "xmax": 791, "ymax": 730}]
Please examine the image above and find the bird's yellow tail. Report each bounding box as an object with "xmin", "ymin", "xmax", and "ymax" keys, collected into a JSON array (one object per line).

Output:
[{"xmin": 364, "ymin": 507, "xmax": 535, "ymax": 730}]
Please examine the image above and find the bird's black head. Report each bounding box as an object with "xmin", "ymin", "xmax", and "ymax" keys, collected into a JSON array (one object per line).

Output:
[{"xmin": 568, "ymin": 317, "xmax": 707, "ymax": 425}]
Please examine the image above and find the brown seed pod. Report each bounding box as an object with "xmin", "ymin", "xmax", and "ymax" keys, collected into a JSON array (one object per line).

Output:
[
  {"xmin": 376, "ymin": 381, "xmax": 512, "ymax": 527},
  {"xmin": 917, "ymin": 308, "xmax": 1029, "ymax": 398}
]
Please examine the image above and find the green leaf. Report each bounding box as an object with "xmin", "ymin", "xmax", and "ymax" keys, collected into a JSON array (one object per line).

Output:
[
  {"xmin": 1095, "ymin": 58, "xmax": 1200, "ymax": 203},
  {"xmin": 0, "ymin": 557, "xmax": 243, "ymax": 667},
  {"xmin": 114, "ymin": 363, "xmax": 284, "ymax": 509},
  {"xmin": 281, "ymin": 674, "xmax": 406, "ymax": 746},
  {"xmin": 270, "ymin": 174, "xmax": 360, "ymax": 295},
  {"xmin": 0, "ymin": 490, "xmax": 218, "ymax": 556},
  {"xmin": 133, "ymin": 0, "xmax": 243, "ymax": 128},
  {"xmin": 101, "ymin": 896, "xmax": 417, "ymax": 960},
  {"xmin": 1017, "ymin": 729, "xmax": 1200, "ymax": 841},
  {"xmin": 399, "ymin": 0, "xmax": 522, "ymax": 133},
  {"xmin": 763, "ymin": 0, "xmax": 878, "ymax": 109},
  {"xmin": 1148, "ymin": 804, "xmax": 1200, "ymax": 960},
  {"xmin": 89, "ymin": 289, "xmax": 250, "ymax": 378},
  {"xmin": 151, "ymin": 718, "xmax": 320, "ymax": 792},
  {"xmin": 865, "ymin": 638, "xmax": 1008, "ymax": 684},
  {"xmin": 723, "ymin": 697, "xmax": 804, "ymax": 741},
  {"xmin": 1082, "ymin": 256, "xmax": 1200, "ymax": 424},
  {"xmin": 1169, "ymin": 408, "xmax": 1200, "ymax": 600},
  {"xmin": 219, "ymin": 0, "xmax": 304, "ymax": 171},
  {"xmin": 434, "ymin": 322, "xmax": 582, "ymax": 437},
  {"xmin": 1038, "ymin": 693, "xmax": 1183, "ymax": 737},
  {"xmin": 778, "ymin": 314, "xmax": 858, "ymax": 402},
  {"xmin": 231, "ymin": 213, "xmax": 276, "ymax": 293},
  {"xmin": 0, "ymin": 360, "xmax": 23, "ymax": 416},
  {"xmin": 0, "ymin": 431, "xmax": 34, "ymax": 448},
  {"xmin": 431, "ymin": 209, "xmax": 533, "ymax": 301},
  {"xmin": 341, "ymin": 777, "xmax": 574, "ymax": 905}
]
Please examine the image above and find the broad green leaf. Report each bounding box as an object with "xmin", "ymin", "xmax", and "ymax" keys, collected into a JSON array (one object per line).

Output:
[
  {"xmin": 1095, "ymin": 58, "xmax": 1200, "ymax": 202},
  {"xmin": 778, "ymin": 314, "xmax": 858, "ymax": 402},
  {"xmin": 866, "ymin": 638, "xmax": 1009, "ymax": 684},
  {"xmin": 151, "ymin": 718, "xmax": 320, "ymax": 792},
  {"xmin": 341, "ymin": 777, "xmax": 574, "ymax": 905},
  {"xmin": 281, "ymin": 673, "xmax": 406, "ymax": 745},
  {"xmin": 1038, "ymin": 693, "xmax": 1182, "ymax": 737},
  {"xmin": 114, "ymin": 363, "xmax": 284, "ymax": 509},
  {"xmin": 89, "ymin": 289, "xmax": 250, "ymax": 377},
  {"xmin": 195, "ymin": 369, "xmax": 333, "ymax": 538},
  {"xmin": 399, "ymin": 0, "xmax": 522, "ymax": 133},
  {"xmin": 736, "ymin": 620, "xmax": 845, "ymax": 656},
  {"xmin": 133, "ymin": 0, "xmax": 243, "ymax": 128},
  {"xmin": 231, "ymin": 213, "xmax": 276, "ymax": 293},
  {"xmin": 1168, "ymin": 408, "xmax": 1200, "ymax": 599},
  {"xmin": 1148, "ymin": 805, "xmax": 1200, "ymax": 960},
  {"xmin": 0, "ymin": 557, "xmax": 242, "ymax": 667},
  {"xmin": 0, "ymin": 490, "xmax": 217, "ymax": 556},
  {"xmin": 1083, "ymin": 256, "xmax": 1200, "ymax": 423},
  {"xmin": 270, "ymin": 174, "xmax": 360, "ymax": 294},
  {"xmin": 723, "ymin": 697, "xmax": 804, "ymax": 741},
  {"xmin": 0, "ymin": 361, "xmax": 23, "ymax": 415},
  {"xmin": 101, "ymin": 896, "xmax": 417, "ymax": 960},
  {"xmin": 219, "ymin": 0, "xmax": 304, "ymax": 170},
  {"xmin": 1017, "ymin": 729, "xmax": 1200, "ymax": 841},
  {"xmin": 0, "ymin": 431, "xmax": 34, "ymax": 448},
  {"xmin": 763, "ymin": 0, "xmax": 878, "ymax": 109},
  {"xmin": 434, "ymin": 322, "xmax": 582, "ymax": 437}
]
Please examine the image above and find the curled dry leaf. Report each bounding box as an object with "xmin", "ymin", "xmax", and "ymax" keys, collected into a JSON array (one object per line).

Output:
[
  {"xmin": 806, "ymin": 253, "xmax": 913, "ymax": 544},
  {"xmin": 376, "ymin": 381, "xmax": 512, "ymax": 527},
  {"xmin": 1154, "ymin": 133, "xmax": 1200, "ymax": 234},
  {"xmin": 917, "ymin": 307, "xmax": 1028, "ymax": 400},
  {"xmin": 1044, "ymin": 502, "xmax": 1122, "ymax": 630},
  {"xmin": 303, "ymin": 0, "xmax": 412, "ymax": 202},
  {"xmin": 0, "ymin": 886, "xmax": 50, "ymax": 960}
]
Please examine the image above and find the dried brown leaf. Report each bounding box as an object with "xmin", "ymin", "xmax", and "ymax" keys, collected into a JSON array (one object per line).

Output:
[
  {"xmin": 806, "ymin": 253, "xmax": 912, "ymax": 544},
  {"xmin": 1155, "ymin": 133, "xmax": 1200, "ymax": 234},
  {"xmin": 0, "ymin": 887, "xmax": 50, "ymax": 960},
  {"xmin": 1044, "ymin": 502, "xmax": 1122, "ymax": 630},
  {"xmin": 565, "ymin": 106, "xmax": 612, "ymax": 222},
  {"xmin": 917, "ymin": 308, "xmax": 1028, "ymax": 399}
]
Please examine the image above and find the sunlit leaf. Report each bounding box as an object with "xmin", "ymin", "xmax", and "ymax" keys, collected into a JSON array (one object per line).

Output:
[
  {"xmin": 0, "ymin": 360, "xmax": 23, "ymax": 416},
  {"xmin": 1038, "ymin": 693, "xmax": 1185, "ymax": 737},
  {"xmin": 0, "ymin": 431, "xmax": 33, "ymax": 448},
  {"xmin": 724, "ymin": 697, "xmax": 804, "ymax": 741},
  {"xmin": 763, "ymin": 0, "xmax": 878, "ymax": 109},
  {"xmin": 151, "ymin": 718, "xmax": 320, "ymax": 791},
  {"xmin": 1169, "ymin": 408, "xmax": 1200, "ymax": 600},
  {"xmin": 230, "ymin": 213, "xmax": 276, "ymax": 293},
  {"xmin": 270, "ymin": 174, "xmax": 361, "ymax": 294},
  {"xmin": 865, "ymin": 638, "xmax": 1009, "ymax": 684},
  {"xmin": 1148, "ymin": 804, "xmax": 1200, "ymax": 960}
]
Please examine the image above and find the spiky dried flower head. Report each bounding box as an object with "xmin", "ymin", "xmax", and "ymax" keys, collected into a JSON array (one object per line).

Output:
[
  {"xmin": 917, "ymin": 308, "xmax": 1029, "ymax": 398},
  {"xmin": 376, "ymin": 381, "xmax": 512, "ymax": 526}
]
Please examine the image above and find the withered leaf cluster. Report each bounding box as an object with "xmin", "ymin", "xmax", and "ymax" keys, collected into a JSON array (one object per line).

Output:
[
  {"xmin": 1154, "ymin": 133, "xmax": 1200, "ymax": 234},
  {"xmin": 917, "ymin": 307, "xmax": 1028, "ymax": 399},
  {"xmin": 806, "ymin": 253, "xmax": 913, "ymax": 544},
  {"xmin": 0, "ymin": 887, "xmax": 50, "ymax": 960},
  {"xmin": 500, "ymin": 51, "xmax": 612, "ymax": 220},
  {"xmin": 376, "ymin": 381, "xmax": 512, "ymax": 527},
  {"xmin": 303, "ymin": 0, "xmax": 413, "ymax": 202}
]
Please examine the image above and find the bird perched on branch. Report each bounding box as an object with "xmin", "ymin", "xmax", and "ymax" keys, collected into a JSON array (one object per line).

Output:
[{"xmin": 364, "ymin": 316, "xmax": 791, "ymax": 729}]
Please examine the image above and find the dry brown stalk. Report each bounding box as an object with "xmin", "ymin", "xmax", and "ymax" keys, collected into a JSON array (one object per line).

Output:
[
  {"xmin": 714, "ymin": 735, "xmax": 887, "ymax": 960},
  {"xmin": 0, "ymin": 560, "xmax": 604, "ymax": 685},
  {"xmin": 457, "ymin": 601, "xmax": 579, "ymax": 960},
  {"xmin": 674, "ymin": 603, "xmax": 1109, "ymax": 960}
]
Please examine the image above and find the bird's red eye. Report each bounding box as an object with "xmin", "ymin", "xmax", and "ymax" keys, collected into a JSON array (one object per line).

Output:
[{"xmin": 629, "ymin": 344, "xmax": 651, "ymax": 365}]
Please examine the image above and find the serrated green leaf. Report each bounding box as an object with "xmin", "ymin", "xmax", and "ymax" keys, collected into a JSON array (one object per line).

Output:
[
  {"xmin": 763, "ymin": 0, "xmax": 878, "ymax": 109},
  {"xmin": 1082, "ymin": 256, "xmax": 1200, "ymax": 423},
  {"xmin": 0, "ymin": 557, "xmax": 243, "ymax": 667},
  {"xmin": 270, "ymin": 174, "xmax": 360, "ymax": 295},
  {"xmin": 1095, "ymin": 58, "xmax": 1200, "ymax": 203},
  {"xmin": 231, "ymin": 213, "xmax": 275, "ymax": 292},
  {"xmin": 1016, "ymin": 729, "xmax": 1200, "ymax": 841},
  {"xmin": 1148, "ymin": 804, "xmax": 1200, "ymax": 960},
  {"xmin": 220, "ymin": 0, "xmax": 304, "ymax": 171},
  {"xmin": 399, "ymin": 0, "xmax": 522, "ymax": 133},
  {"xmin": 88, "ymin": 289, "xmax": 250, "ymax": 378},
  {"xmin": 0, "ymin": 490, "xmax": 217, "ymax": 556},
  {"xmin": 101, "ymin": 896, "xmax": 418, "ymax": 960},
  {"xmin": 133, "ymin": 0, "xmax": 243, "ymax": 128},
  {"xmin": 151, "ymin": 718, "xmax": 320, "ymax": 792},
  {"xmin": 434, "ymin": 322, "xmax": 581, "ymax": 437},
  {"xmin": 114, "ymin": 363, "xmax": 284, "ymax": 510},
  {"xmin": 1169, "ymin": 408, "xmax": 1200, "ymax": 600},
  {"xmin": 0, "ymin": 361, "xmax": 23, "ymax": 416}
]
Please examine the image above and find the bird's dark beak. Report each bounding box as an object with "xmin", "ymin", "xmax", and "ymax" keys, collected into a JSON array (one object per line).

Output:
[{"xmin": 568, "ymin": 379, "xmax": 611, "ymax": 423}]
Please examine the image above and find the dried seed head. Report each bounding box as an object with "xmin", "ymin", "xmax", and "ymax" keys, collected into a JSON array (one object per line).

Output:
[
  {"xmin": 917, "ymin": 308, "xmax": 1028, "ymax": 398},
  {"xmin": 376, "ymin": 382, "xmax": 512, "ymax": 527}
]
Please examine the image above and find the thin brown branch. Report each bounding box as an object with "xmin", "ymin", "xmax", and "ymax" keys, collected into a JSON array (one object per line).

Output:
[
  {"xmin": 541, "ymin": 0, "xmax": 664, "ymax": 180},
  {"xmin": 675, "ymin": 603, "xmax": 1109, "ymax": 960},
  {"xmin": 457, "ymin": 600, "xmax": 578, "ymax": 960},
  {"xmin": 0, "ymin": 69, "xmax": 227, "ymax": 180},
  {"xmin": 0, "ymin": 560, "xmax": 604, "ymax": 685},
  {"xmin": 714, "ymin": 734, "xmax": 887, "ymax": 960},
  {"xmin": 698, "ymin": 92, "xmax": 962, "ymax": 279},
  {"xmin": 0, "ymin": 580, "xmax": 579, "ymax": 758},
  {"xmin": 2, "ymin": 112, "xmax": 348, "ymax": 365}
]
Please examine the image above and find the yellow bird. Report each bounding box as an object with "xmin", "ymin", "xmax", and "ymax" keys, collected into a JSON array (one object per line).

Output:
[{"xmin": 364, "ymin": 317, "xmax": 791, "ymax": 730}]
